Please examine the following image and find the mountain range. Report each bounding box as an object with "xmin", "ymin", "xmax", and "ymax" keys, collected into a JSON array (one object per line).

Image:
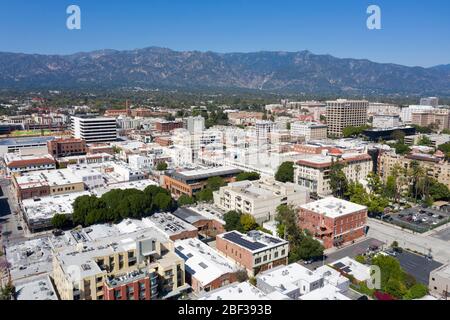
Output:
[{"xmin": 0, "ymin": 47, "xmax": 449, "ymax": 96}]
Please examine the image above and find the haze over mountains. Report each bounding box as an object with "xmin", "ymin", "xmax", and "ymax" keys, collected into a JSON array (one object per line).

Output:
[{"xmin": 0, "ymin": 47, "xmax": 449, "ymax": 96}]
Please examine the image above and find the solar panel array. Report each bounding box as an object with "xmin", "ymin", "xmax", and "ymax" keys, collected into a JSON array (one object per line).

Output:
[{"xmin": 223, "ymin": 232, "xmax": 266, "ymax": 251}]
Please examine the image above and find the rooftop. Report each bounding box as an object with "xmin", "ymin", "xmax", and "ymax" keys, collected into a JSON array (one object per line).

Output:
[
  {"xmin": 257, "ymin": 263, "xmax": 322, "ymax": 295},
  {"xmin": 218, "ymin": 230, "xmax": 288, "ymax": 253},
  {"xmin": 331, "ymin": 257, "xmax": 371, "ymax": 282},
  {"xmin": 169, "ymin": 166, "xmax": 242, "ymax": 182},
  {"xmin": 300, "ymin": 197, "xmax": 367, "ymax": 218},
  {"xmin": 175, "ymin": 238, "xmax": 238, "ymax": 286},
  {"xmin": 0, "ymin": 136, "xmax": 55, "ymax": 146},
  {"xmin": 14, "ymin": 275, "xmax": 58, "ymax": 300},
  {"xmin": 198, "ymin": 282, "xmax": 273, "ymax": 300},
  {"xmin": 15, "ymin": 169, "xmax": 83, "ymax": 188},
  {"xmin": 144, "ymin": 212, "xmax": 197, "ymax": 237},
  {"xmin": 22, "ymin": 191, "xmax": 91, "ymax": 223},
  {"xmin": 299, "ymin": 284, "xmax": 350, "ymax": 300}
]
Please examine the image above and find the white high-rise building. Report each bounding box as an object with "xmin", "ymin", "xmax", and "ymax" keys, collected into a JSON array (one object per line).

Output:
[
  {"xmin": 184, "ymin": 116, "xmax": 205, "ymax": 134},
  {"xmin": 71, "ymin": 116, "xmax": 117, "ymax": 143}
]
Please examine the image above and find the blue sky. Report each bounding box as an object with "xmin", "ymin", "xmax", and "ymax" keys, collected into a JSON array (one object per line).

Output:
[{"xmin": 0, "ymin": 0, "xmax": 449, "ymax": 67}]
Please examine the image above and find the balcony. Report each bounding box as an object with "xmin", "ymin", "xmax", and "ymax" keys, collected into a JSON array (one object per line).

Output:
[{"xmin": 105, "ymin": 269, "xmax": 148, "ymax": 288}]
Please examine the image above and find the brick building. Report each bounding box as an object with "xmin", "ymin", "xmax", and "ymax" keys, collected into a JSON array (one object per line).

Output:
[
  {"xmin": 298, "ymin": 197, "xmax": 368, "ymax": 249},
  {"xmin": 155, "ymin": 121, "xmax": 184, "ymax": 133},
  {"xmin": 216, "ymin": 230, "xmax": 289, "ymax": 276},
  {"xmin": 47, "ymin": 138, "xmax": 87, "ymax": 157}
]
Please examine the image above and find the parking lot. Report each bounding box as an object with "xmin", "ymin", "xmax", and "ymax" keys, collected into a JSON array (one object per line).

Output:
[
  {"xmin": 305, "ymin": 237, "xmax": 385, "ymax": 270},
  {"xmin": 395, "ymin": 251, "xmax": 442, "ymax": 285},
  {"xmin": 390, "ymin": 207, "xmax": 450, "ymax": 233}
]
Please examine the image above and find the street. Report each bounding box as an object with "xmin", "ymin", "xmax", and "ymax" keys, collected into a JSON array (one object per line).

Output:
[{"xmin": 367, "ymin": 219, "xmax": 450, "ymax": 264}]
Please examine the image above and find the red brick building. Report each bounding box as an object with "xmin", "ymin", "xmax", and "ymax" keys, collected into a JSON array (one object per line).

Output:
[
  {"xmin": 47, "ymin": 138, "xmax": 87, "ymax": 157},
  {"xmin": 216, "ymin": 230, "xmax": 289, "ymax": 276},
  {"xmin": 103, "ymin": 271, "xmax": 156, "ymax": 300},
  {"xmin": 155, "ymin": 121, "xmax": 184, "ymax": 133},
  {"xmin": 298, "ymin": 197, "xmax": 368, "ymax": 249}
]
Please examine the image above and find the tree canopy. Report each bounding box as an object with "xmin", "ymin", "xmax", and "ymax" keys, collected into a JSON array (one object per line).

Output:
[
  {"xmin": 72, "ymin": 186, "xmax": 175, "ymax": 227},
  {"xmin": 275, "ymin": 162, "xmax": 295, "ymax": 183},
  {"xmin": 236, "ymin": 172, "xmax": 261, "ymax": 182}
]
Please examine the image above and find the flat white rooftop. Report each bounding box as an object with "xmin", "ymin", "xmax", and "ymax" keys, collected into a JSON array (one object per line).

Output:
[
  {"xmin": 300, "ymin": 197, "xmax": 367, "ymax": 218},
  {"xmin": 198, "ymin": 282, "xmax": 272, "ymax": 300},
  {"xmin": 257, "ymin": 263, "xmax": 322, "ymax": 291},
  {"xmin": 300, "ymin": 284, "xmax": 350, "ymax": 300},
  {"xmin": 16, "ymin": 169, "xmax": 83, "ymax": 187},
  {"xmin": 22, "ymin": 191, "xmax": 91, "ymax": 222},
  {"xmin": 175, "ymin": 238, "xmax": 238, "ymax": 286},
  {"xmin": 15, "ymin": 275, "xmax": 58, "ymax": 300}
]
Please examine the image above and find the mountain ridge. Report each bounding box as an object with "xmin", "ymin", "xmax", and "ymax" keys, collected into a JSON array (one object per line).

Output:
[{"xmin": 0, "ymin": 46, "xmax": 449, "ymax": 96}]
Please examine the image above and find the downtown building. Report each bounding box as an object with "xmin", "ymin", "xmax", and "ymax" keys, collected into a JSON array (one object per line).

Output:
[
  {"xmin": 326, "ymin": 99, "xmax": 369, "ymax": 138},
  {"xmin": 52, "ymin": 227, "xmax": 187, "ymax": 300},
  {"xmin": 71, "ymin": 116, "xmax": 118, "ymax": 143},
  {"xmin": 213, "ymin": 178, "xmax": 310, "ymax": 224},
  {"xmin": 294, "ymin": 153, "xmax": 373, "ymax": 197},
  {"xmin": 298, "ymin": 197, "xmax": 368, "ymax": 249},
  {"xmin": 216, "ymin": 230, "xmax": 289, "ymax": 277}
]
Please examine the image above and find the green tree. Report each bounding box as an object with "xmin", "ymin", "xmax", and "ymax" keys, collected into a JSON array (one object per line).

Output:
[
  {"xmin": 51, "ymin": 214, "xmax": 71, "ymax": 230},
  {"xmin": 156, "ymin": 162, "xmax": 168, "ymax": 171},
  {"xmin": 236, "ymin": 172, "xmax": 261, "ymax": 182},
  {"xmin": 329, "ymin": 160, "xmax": 348, "ymax": 198},
  {"xmin": 206, "ymin": 177, "xmax": 226, "ymax": 191},
  {"xmin": 153, "ymin": 193, "xmax": 173, "ymax": 212},
  {"xmin": 392, "ymin": 130, "xmax": 406, "ymax": 143},
  {"xmin": 177, "ymin": 195, "xmax": 196, "ymax": 206},
  {"xmin": 223, "ymin": 211, "xmax": 244, "ymax": 232},
  {"xmin": 417, "ymin": 135, "xmax": 432, "ymax": 146},
  {"xmin": 429, "ymin": 181, "xmax": 450, "ymax": 201},
  {"xmin": 240, "ymin": 214, "xmax": 258, "ymax": 232},
  {"xmin": 275, "ymin": 162, "xmax": 294, "ymax": 183},
  {"xmin": 0, "ymin": 283, "xmax": 15, "ymax": 300},
  {"xmin": 196, "ymin": 188, "xmax": 214, "ymax": 203},
  {"xmin": 404, "ymin": 284, "xmax": 428, "ymax": 300}
]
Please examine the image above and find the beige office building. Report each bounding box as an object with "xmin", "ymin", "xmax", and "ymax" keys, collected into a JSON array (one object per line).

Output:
[{"xmin": 326, "ymin": 99, "xmax": 369, "ymax": 138}]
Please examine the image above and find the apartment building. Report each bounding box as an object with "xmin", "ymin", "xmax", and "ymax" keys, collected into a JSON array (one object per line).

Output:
[
  {"xmin": 290, "ymin": 122, "xmax": 328, "ymax": 142},
  {"xmin": 47, "ymin": 138, "xmax": 87, "ymax": 157},
  {"xmin": 216, "ymin": 230, "xmax": 289, "ymax": 276},
  {"xmin": 213, "ymin": 178, "xmax": 310, "ymax": 224},
  {"xmin": 175, "ymin": 238, "xmax": 240, "ymax": 293},
  {"xmin": 52, "ymin": 228, "xmax": 186, "ymax": 300},
  {"xmin": 71, "ymin": 116, "xmax": 118, "ymax": 143},
  {"xmin": 411, "ymin": 109, "xmax": 450, "ymax": 132},
  {"xmin": 294, "ymin": 153, "xmax": 373, "ymax": 197},
  {"xmin": 298, "ymin": 197, "xmax": 368, "ymax": 249},
  {"xmin": 378, "ymin": 150, "xmax": 450, "ymax": 187},
  {"xmin": 326, "ymin": 99, "xmax": 368, "ymax": 138},
  {"xmin": 400, "ymin": 105, "xmax": 434, "ymax": 123}
]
